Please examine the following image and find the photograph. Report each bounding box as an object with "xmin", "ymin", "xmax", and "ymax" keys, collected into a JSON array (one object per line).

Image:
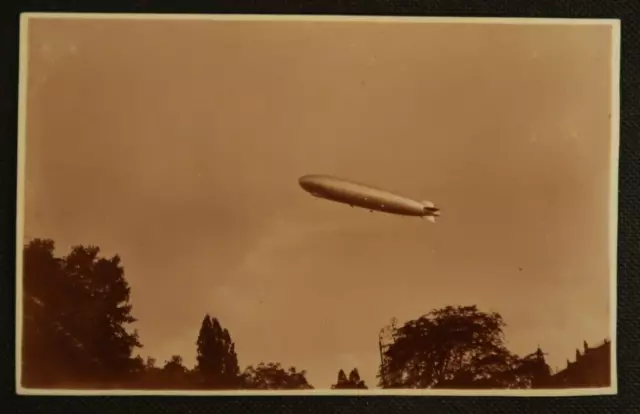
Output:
[{"xmin": 16, "ymin": 14, "xmax": 620, "ymax": 396}]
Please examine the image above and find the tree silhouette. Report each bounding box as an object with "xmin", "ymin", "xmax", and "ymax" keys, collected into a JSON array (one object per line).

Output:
[
  {"xmin": 23, "ymin": 238, "xmax": 572, "ymax": 391},
  {"xmin": 22, "ymin": 239, "xmax": 142, "ymax": 388},
  {"xmin": 194, "ymin": 314, "xmax": 240, "ymax": 389},
  {"xmin": 130, "ymin": 356, "xmax": 160, "ymax": 388},
  {"xmin": 145, "ymin": 357, "xmax": 158, "ymax": 370},
  {"xmin": 164, "ymin": 355, "xmax": 187, "ymax": 373},
  {"xmin": 348, "ymin": 368, "xmax": 368, "ymax": 389},
  {"xmin": 241, "ymin": 362, "xmax": 313, "ymax": 390},
  {"xmin": 128, "ymin": 354, "xmax": 196, "ymax": 389},
  {"xmin": 512, "ymin": 347, "xmax": 553, "ymax": 388},
  {"xmin": 158, "ymin": 355, "xmax": 192, "ymax": 389},
  {"xmin": 378, "ymin": 305, "xmax": 548, "ymax": 389},
  {"xmin": 331, "ymin": 368, "xmax": 368, "ymax": 389},
  {"xmin": 333, "ymin": 369, "xmax": 348, "ymax": 388}
]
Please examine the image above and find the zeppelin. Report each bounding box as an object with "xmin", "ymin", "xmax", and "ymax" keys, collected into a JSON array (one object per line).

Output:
[{"xmin": 298, "ymin": 174, "xmax": 440, "ymax": 222}]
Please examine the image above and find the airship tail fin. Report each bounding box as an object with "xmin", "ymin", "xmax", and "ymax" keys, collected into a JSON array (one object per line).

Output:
[
  {"xmin": 426, "ymin": 216, "xmax": 436, "ymax": 223},
  {"xmin": 422, "ymin": 200, "xmax": 435, "ymax": 208}
]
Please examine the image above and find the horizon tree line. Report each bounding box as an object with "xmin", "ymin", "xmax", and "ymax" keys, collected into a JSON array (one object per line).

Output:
[{"xmin": 21, "ymin": 237, "xmax": 605, "ymax": 390}]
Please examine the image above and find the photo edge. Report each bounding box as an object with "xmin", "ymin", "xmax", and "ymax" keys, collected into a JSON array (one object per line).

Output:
[
  {"xmin": 607, "ymin": 12, "xmax": 622, "ymax": 392},
  {"xmin": 11, "ymin": 386, "xmax": 620, "ymax": 397},
  {"xmin": 15, "ymin": 11, "xmax": 31, "ymax": 393},
  {"xmin": 11, "ymin": 13, "xmax": 623, "ymax": 27},
  {"xmin": 15, "ymin": 16, "xmax": 619, "ymax": 397}
]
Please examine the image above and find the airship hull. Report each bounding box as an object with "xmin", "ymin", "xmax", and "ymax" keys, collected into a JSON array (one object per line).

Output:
[{"xmin": 298, "ymin": 174, "xmax": 430, "ymax": 217}]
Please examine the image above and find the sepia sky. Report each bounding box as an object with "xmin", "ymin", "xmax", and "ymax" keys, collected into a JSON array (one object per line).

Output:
[{"xmin": 22, "ymin": 17, "xmax": 615, "ymax": 389}]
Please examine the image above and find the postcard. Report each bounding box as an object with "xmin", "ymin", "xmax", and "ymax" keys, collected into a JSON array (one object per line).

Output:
[{"xmin": 16, "ymin": 14, "xmax": 620, "ymax": 396}]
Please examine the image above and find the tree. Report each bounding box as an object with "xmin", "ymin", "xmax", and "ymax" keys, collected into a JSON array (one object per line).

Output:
[
  {"xmin": 163, "ymin": 355, "xmax": 187, "ymax": 374},
  {"xmin": 241, "ymin": 362, "xmax": 313, "ymax": 390},
  {"xmin": 194, "ymin": 314, "xmax": 240, "ymax": 389},
  {"xmin": 130, "ymin": 355, "xmax": 193, "ymax": 389},
  {"xmin": 333, "ymin": 369, "xmax": 348, "ymax": 388},
  {"xmin": 159, "ymin": 355, "xmax": 192, "ymax": 389},
  {"xmin": 145, "ymin": 357, "xmax": 158, "ymax": 371},
  {"xmin": 512, "ymin": 347, "xmax": 552, "ymax": 388},
  {"xmin": 331, "ymin": 368, "xmax": 368, "ymax": 389},
  {"xmin": 348, "ymin": 368, "xmax": 368, "ymax": 389},
  {"xmin": 22, "ymin": 238, "xmax": 142, "ymax": 388},
  {"xmin": 378, "ymin": 305, "xmax": 548, "ymax": 389},
  {"xmin": 22, "ymin": 239, "xmax": 73, "ymax": 386}
]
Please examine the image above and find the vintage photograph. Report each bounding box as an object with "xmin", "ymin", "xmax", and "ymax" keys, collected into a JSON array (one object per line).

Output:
[{"xmin": 16, "ymin": 14, "xmax": 619, "ymax": 395}]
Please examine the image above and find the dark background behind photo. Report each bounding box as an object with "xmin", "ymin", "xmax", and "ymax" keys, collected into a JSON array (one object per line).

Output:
[{"xmin": 1, "ymin": 0, "xmax": 638, "ymax": 413}]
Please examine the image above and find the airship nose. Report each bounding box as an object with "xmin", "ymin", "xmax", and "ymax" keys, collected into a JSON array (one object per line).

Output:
[{"xmin": 298, "ymin": 175, "xmax": 313, "ymax": 191}]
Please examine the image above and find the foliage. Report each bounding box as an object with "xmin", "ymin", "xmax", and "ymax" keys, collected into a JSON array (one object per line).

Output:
[
  {"xmin": 241, "ymin": 362, "xmax": 313, "ymax": 390},
  {"xmin": 194, "ymin": 314, "xmax": 241, "ymax": 389},
  {"xmin": 331, "ymin": 368, "xmax": 368, "ymax": 389},
  {"xmin": 512, "ymin": 348, "xmax": 553, "ymax": 388},
  {"xmin": 22, "ymin": 238, "xmax": 142, "ymax": 388},
  {"xmin": 22, "ymin": 237, "xmax": 590, "ymax": 391},
  {"xmin": 378, "ymin": 305, "xmax": 551, "ymax": 389}
]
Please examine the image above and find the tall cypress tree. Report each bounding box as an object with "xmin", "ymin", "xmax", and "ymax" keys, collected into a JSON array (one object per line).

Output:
[{"xmin": 195, "ymin": 314, "xmax": 240, "ymax": 389}]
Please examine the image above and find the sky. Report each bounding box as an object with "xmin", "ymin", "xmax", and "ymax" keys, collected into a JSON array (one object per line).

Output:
[{"xmin": 22, "ymin": 17, "xmax": 615, "ymax": 389}]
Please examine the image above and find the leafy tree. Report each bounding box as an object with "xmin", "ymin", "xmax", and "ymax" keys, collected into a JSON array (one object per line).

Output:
[
  {"xmin": 22, "ymin": 238, "xmax": 142, "ymax": 388},
  {"xmin": 331, "ymin": 368, "xmax": 368, "ymax": 389},
  {"xmin": 130, "ymin": 355, "xmax": 193, "ymax": 389},
  {"xmin": 194, "ymin": 314, "xmax": 240, "ymax": 388},
  {"xmin": 241, "ymin": 362, "xmax": 313, "ymax": 390},
  {"xmin": 158, "ymin": 355, "xmax": 192, "ymax": 389},
  {"xmin": 512, "ymin": 348, "xmax": 553, "ymax": 388},
  {"xmin": 163, "ymin": 355, "xmax": 187, "ymax": 374},
  {"xmin": 127, "ymin": 355, "xmax": 150, "ymax": 385},
  {"xmin": 22, "ymin": 239, "xmax": 71, "ymax": 386},
  {"xmin": 378, "ymin": 305, "xmax": 549, "ymax": 389}
]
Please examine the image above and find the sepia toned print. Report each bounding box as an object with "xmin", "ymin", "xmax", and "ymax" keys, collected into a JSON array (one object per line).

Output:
[{"xmin": 16, "ymin": 14, "xmax": 620, "ymax": 395}]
